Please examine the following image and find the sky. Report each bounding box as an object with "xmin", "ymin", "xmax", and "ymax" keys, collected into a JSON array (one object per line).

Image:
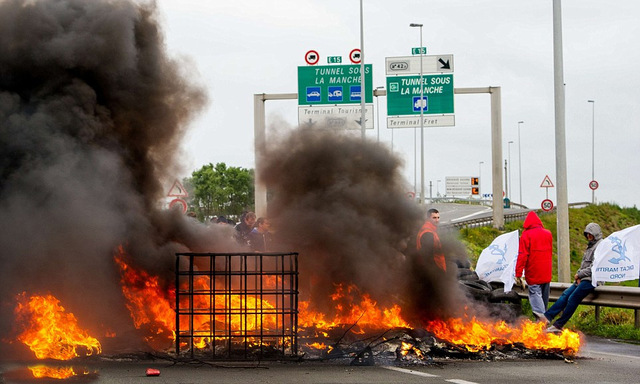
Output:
[{"xmin": 156, "ymin": 0, "xmax": 640, "ymax": 209}]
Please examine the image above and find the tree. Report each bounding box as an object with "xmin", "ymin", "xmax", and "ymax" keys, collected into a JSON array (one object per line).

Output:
[{"xmin": 185, "ymin": 163, "xmax": 254, "ymax": 219}]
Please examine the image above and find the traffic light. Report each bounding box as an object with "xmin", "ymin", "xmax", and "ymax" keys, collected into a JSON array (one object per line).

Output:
[
  {"xmin": 471, "ymin": 177, "xmax": 479, "ymax": 186},
  {"xmin": 471, "ymin": 187, "xmax": 479, "ymax": 195}
]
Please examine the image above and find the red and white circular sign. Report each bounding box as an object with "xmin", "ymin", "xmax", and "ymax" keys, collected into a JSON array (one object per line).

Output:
[
  {"xmin": 169, "ymin": 198, "xmax": 188, "ymax": 213},
  {"xmin": 304, "ymin": 50, "xmax": 320, "ymax": 65},
  {"xmin": 407, "ymin": 191, "xmax": 416, "ymax": 200},
  {"xmin": 349, "ymin": 48, "xmax": 362, "ymax": 64},
  {"xmin": 541, "ymin": 199, "xmax": 554, "ymax": 212},
  {"xmin": 589, "ymin": 180, "xmax": 599, "ymax": 190}
]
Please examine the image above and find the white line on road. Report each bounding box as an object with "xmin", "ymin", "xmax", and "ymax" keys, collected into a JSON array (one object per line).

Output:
[
  {"xmin": 446, "ymin": 380, "xmax": 480, "ymax": 384},
  {"xmin": 382, "ymin": 365, "xmax": 439, "ymax": 378}
]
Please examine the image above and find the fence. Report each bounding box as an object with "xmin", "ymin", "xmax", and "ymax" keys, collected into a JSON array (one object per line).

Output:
[
  {"xmin": 174, "ymin": 252, "xmax": 299, "ymax": 360},
  {"xmin": 515, "ymin": 282, "xmax": 640, "ymax": 328}
]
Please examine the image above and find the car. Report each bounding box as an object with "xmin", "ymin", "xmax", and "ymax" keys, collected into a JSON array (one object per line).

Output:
[{"xmin": 307, "ymin": 91, "xmax": 320, "ymax": 98}]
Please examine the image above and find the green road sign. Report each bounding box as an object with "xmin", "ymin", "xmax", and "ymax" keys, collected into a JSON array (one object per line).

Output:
[
  {"xmin": 298, "ymin": 64, "xmax": 373, "ymax": 105},
  {"xmin": 411, "ymin": 47, "xmax": 427, "ymax": 55},
  {"xmin": 386, "ymin": 73, "xmax": 454, "ymax": 116},
  {"xmin": 327, "ymin": 56, "xmax": 342, "ymax": 64}
]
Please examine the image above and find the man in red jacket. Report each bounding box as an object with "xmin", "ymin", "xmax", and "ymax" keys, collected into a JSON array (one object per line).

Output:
[{"xmin": 515, "ymin": 211, "xmax": 553, "ymax": 315}]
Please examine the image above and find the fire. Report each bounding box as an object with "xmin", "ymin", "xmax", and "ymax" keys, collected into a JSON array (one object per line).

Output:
[
  {"xmin": 400, "ymin": 341, "xmax": 424, "ymax": 358},
  {"xmin": 114, "ymin": 248, "xmax": 175, "ymax": 344},
  {"xmin": 299, "ymin": 283, "xmax": 410, "ymax": 331},
  {"xmin": 28, "ymin": 365, "xmax": 93, "ymax": 380},
  {"xmin": 115, "ymin": 247, "xmax": 280, "ymax": 348},
  {"xmin": 427, "ymin": 316, "xmax": 581, "ymax": 353},
  {"xmin": 14, "ymin": 292, "xmax": 102, "ymax": 360}
]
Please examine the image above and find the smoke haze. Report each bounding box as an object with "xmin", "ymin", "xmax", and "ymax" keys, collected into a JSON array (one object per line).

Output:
[
  {"xmin": 260, "ymin": 127, "xmax": 470, "ymax": 324},
  {"xmin": 0, "ymin": 0, "xmax": 223, "ymax": 354}
]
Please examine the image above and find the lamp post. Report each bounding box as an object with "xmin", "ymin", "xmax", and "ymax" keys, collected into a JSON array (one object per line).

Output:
[
  {"xmin": 410, "ymin": 22, "xmax": 424, "ymax": 204},
  {"xmin": 479, "ymin": 161, "xmax": 484, "ymax": 202},
  {"xmin": 508, "ymin": 140, "xmax": 514, "ymax": 200},
  {"xmin": 588, "ymin": 99, "xmax": 595, "ymax": 204},
  {"xmin": 375, "ymin": 86, "xmax": 384, "ymax": 143},
  {"xmin": 437, "ymin": 179, "xmax": 441, "ymax": 197},
  {"xmin": 518, "ymin": 121, "xmax": 524, "ymax": 205}
]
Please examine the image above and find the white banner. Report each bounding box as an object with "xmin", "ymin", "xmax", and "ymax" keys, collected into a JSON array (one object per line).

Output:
[
  {"xmin": 475, "ymin": 230, "xmax": 519, "ymax": 292},
  {"xmin": 591, "ymin": 224, "xmax": 640, "ymax": 286}
]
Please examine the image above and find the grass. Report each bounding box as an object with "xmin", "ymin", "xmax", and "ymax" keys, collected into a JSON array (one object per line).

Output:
[{"xmin": 457, "ymin": 203, "xmax": 640, "ymax": 341}]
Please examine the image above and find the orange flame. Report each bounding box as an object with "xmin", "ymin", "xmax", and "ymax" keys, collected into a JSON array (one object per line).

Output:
[
  {"xmin": 299, "ymin": 283, "xmax": 409, "ymax": 332},
  {"xmin": 27, "ymin": 365, "xmax": 96, "ymax": 379},
  {"xmin": 114, "ymin": 248, "xmax": 175, "ymax": 345},
  {"xmin": 115, "ymin": 247, "xmax": 281, "ymax": 348},
  {"xmin": 427, "ymin": 316, "xmax": 581, "ymax": 353},
  {"xmin": 14, "ymin": 292, "xmax": 102, "ymax": 360}
]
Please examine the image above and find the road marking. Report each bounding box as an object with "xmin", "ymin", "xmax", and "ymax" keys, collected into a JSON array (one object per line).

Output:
[
  {"xmin": 446, "ymin": 380, "xmax": 480, "ymax": 384},
  {"xmin": 382, "ymin": 365, "xmax": 439, "ymax": 377}
]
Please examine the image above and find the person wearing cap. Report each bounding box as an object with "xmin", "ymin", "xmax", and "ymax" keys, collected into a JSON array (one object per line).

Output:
[{"xmin": 534, "ymin": 222, "xmax": 603, "ymax": 333}]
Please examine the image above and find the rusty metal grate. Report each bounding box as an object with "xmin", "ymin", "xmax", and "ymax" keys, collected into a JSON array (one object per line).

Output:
[{"xmin": 175, "ymin": 252, "xmax": 299, "ymax": 360}]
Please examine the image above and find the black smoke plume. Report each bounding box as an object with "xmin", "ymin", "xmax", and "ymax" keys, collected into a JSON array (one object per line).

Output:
[
  {"xmin": 0, "ymin": 0, "xmax": 226, "ymax": 355},
  {"xmin": 260, "ymin": 127, "xmax": 469, "ymax": 326}
]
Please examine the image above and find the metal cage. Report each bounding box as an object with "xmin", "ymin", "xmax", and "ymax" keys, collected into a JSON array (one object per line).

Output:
[{"xmin": 175, "ymin": 252, "xmax": 299, "ymax": 360}]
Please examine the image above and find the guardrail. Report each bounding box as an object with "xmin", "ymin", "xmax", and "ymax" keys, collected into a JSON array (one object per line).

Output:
[{"xmin": 514, "ymin": 282, "xmax": 640, "ymax": 328}]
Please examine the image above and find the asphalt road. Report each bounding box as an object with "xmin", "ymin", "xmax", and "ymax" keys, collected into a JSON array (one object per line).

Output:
[{"xmin": 2, "ymin": 336, "xmax": 638, "ymax": 384}]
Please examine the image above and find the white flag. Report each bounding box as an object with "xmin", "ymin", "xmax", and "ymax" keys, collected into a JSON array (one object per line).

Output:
[
  {"xmin": 475, "ymin": 230, "xmax": 519, "ymax": 292},
  {"xmin": 591, "ymin": 224, "xmax": 640, "ymax": 286}
]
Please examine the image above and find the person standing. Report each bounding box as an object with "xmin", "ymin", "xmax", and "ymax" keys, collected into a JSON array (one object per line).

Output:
[
  {"xmin": 234, "ymin": 211, "xmax": 256, "ymax": 246},
  {"xmin": 249, "ymin": 217, "xmax": 273, "ymax": 252},
  {"xmin": 416, "ymin": 208, "xmax": 446, "ymax": 272},
  {"xmin": 535, "ymin": 222, "xmax": 603, "ymax": 333},
  {"xmin": 514, "ymin": 211, "xmax": 553, "ymax": 315}
]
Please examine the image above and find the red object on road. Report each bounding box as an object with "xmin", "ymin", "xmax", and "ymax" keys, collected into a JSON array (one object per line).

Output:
[{"xmin": 146, "ymin": 368, "xmax": 161, "ymax": 376}]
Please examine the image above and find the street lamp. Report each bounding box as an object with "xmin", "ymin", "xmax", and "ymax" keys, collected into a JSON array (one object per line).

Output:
[
  {"xmin": 410, "ymin": 22, "xmax": 424, "ymax": 204},
  {"xmin": 508, "ymin": 140, "xmax": 514, "ymax": 200},
  {"xmin": 588, "ymin": 100, "xmax": 595, "ymax": 204},
  {"xmin": 437, "ymin": 179, "xmax": 441, "ymax": 197},
  {"xmin": 518, "ymin": 121, "xmax": 524, "ymax": 205},
  {"xmin": 375, "ymin": 86, "xmax": 384, "ymax": 143},
  {"xmin": 479, "ymin": 161, "xmax": 484, "ymax": 202}
]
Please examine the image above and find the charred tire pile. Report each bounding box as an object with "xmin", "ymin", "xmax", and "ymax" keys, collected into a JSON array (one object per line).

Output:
[{"xmin": 457, "ymin": 268, "xmax": 522, "ymax": 315}]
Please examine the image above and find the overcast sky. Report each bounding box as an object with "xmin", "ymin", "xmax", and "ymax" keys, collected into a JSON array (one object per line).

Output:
[{"xmin": 156, "ymin": 0, "xmax": 640, "ymax": 209}]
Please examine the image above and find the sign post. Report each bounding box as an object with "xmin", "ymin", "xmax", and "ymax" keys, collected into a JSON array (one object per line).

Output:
[
  {"xmin": 540, "ymin": 174, "xmax": 554, "ymax": 199},
  {"xmin": 385, "ymin": 55, "xmax": 454, "ymax": 128}
]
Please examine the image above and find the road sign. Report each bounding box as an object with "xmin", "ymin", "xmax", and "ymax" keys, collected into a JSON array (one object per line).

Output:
[
  {"xmin": 168, "ymin": 179, "xmax": 188, "ymax": 197},
  {"xmin": 589, "ymin": 180, "xmax": 599, "ymax": 190},
  {"xmin": 298, "ymin": 105, "xmax": 374, "ymax": 129},
  {"xmin": 298, "ymin": 64, "xmax": 373, "ymax": 105},
  {"xmin": 385, "ymin": 55, "xmax": 454, "ymax": 75},
  {"xmin": 327, "ymin": 56, "xmax": 342, "ymax": 64},
  {"xmin": 305, "ymin": 50, "xmax": 320, "ymax": 65},
  {"xmin": 540, "ymin": 175, "xmax": 554, "ymax": 188},
  {"xmin": 169, "ymin": 198, "xmax": 188, "ymax": 213},
  {"xmin": 386, "ymin": 73, "xmax": 454, "ymax": 120},
  {"xmin": 445, "ymin": 176, "xmax": 478, "ymax": 196},
  {"xmin": 407, "ymin": 191, "xmax": 416, "ymax": 199},
  {"xmin": 412, "ymin": 47, "xmax": 427, "ymax": 55},
  {"xmin": 541, "ymin": 199, "xmax": 554, "ymax": 212},
  {"xmin": 349, "ymin": 48, "xmax": 361, "ymax": 64}
]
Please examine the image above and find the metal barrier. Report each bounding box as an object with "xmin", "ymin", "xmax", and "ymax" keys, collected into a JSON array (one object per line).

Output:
[
  {"xmin": 175, "ymin": 252, "xmax": 299, "ymax": 360},
  {"xmin": 515, "ymin": 282, "xmax": 640, "ymax": 328}
]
